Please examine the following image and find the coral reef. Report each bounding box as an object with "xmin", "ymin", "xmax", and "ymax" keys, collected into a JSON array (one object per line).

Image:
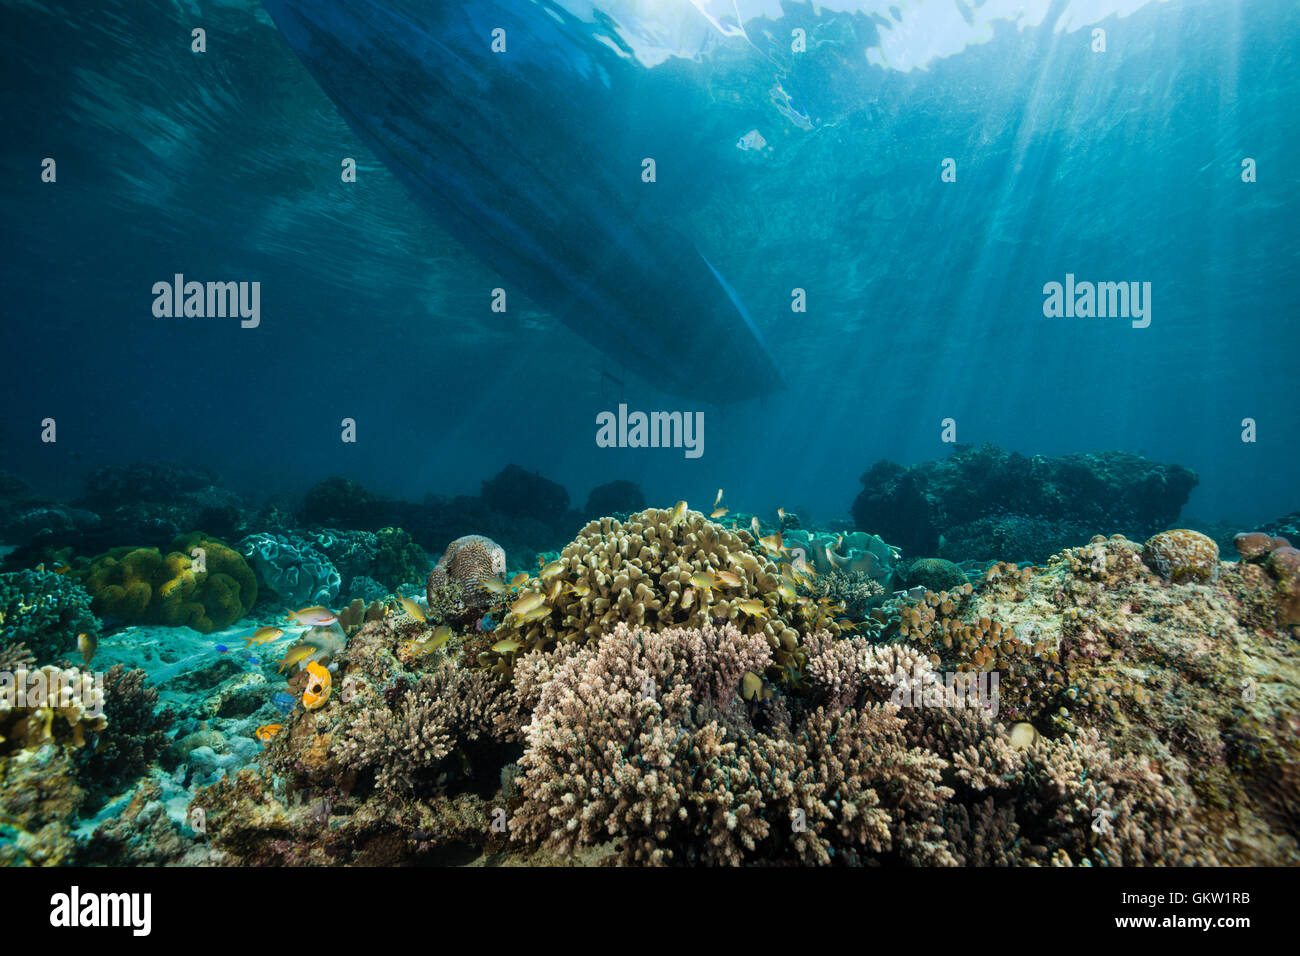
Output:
[
  {"xmin": 852, "ymin": 444, "xmax": 1199, "ymax": 562},
  {"xmin": 77, "ymin": 534, "xmax": 257, "ymax": 633},
  {"xmin": 901, "ymin": 557, "xmax": 969, "ymax": 593},
  {"xmin": 76, "ymin": 664, "xmax": 174, "ymax": 805},
  {"xmin": 481, "ymin": 507, "xmax": 844, "ymax": 684},
  {"xmin": 0, "ymin": 567, "xmax": 101, "ymax": 664},
  {"xmin": 426, "ymin": 534, "xmax": 506, "ymax": 617},
  {"xmin": 238, "ymin": 532, "xmax": 341, "ymax": 607},
  {"xmin": 1142, "ymin": 529, "xmax": 1220, "ymax": 583}
]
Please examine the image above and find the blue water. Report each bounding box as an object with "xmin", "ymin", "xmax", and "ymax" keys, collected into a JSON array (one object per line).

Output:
[{"xmin": 1, "ymin": 0, "xmax": 1297, "ymax": 525}]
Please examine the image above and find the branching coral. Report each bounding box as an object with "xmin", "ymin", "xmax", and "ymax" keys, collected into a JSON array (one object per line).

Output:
[
  {"xmin": 485, "ymin": 507, "xmax": 841, "ymax": 686},
  {"xmin": 0, "ymin": 568, "xmax": 101, "ymax": 664}
]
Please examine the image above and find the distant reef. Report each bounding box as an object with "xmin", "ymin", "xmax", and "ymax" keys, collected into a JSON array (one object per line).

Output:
[{"xmin": 852, "ymin": 444, "xmax": 1199, "ymax": 564}]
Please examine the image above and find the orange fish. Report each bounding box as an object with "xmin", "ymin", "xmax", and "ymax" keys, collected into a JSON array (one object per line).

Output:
[
  {"xmin": 302, "ymin": 661, "xmax": 332, "ymax": 710},
  {"xmin": 255, "ymin": 724, "xmax": 283, "ymax": 742}
]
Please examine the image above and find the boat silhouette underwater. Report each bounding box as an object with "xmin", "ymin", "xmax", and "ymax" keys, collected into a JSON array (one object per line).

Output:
[{"xmin": 261, "ymin": 0, "xmax": 784, "ymax": 404}]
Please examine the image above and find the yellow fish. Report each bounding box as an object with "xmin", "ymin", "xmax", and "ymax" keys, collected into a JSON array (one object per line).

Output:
[
  {"xmin": 713, "ymin": 570, "xmax": 742, "ymax": 588},
  {"xmin": 565, "ymin": 581, "xmax": 590, "ymax": 597},
  {"xmin": 735, "ymin": 599, "xmax": 768, "ymax": 618},
  {"xmin": 680, "ymin": 587, "xmax": 696, "ymax": 610},
  {"xmin": 758, "ymin": 533, "xmax": 786, "ymax": 556},
  {"xmin": 244, "ymin": 625, "xmax": 285, "ymax": 647},
  {"xmin": 414, "ymin": 624, "xmax": 453, "ymax": 654},
  {"xmin": 689, "ymin": 572, "xmax": 715, "ymax": 592},
  {"xmin": 285, "ymin": 606, "xmax": 338, "ymax": 627},
  {"xmin": 750, "ymin": 516, "xmax": 761, "ymax": 538},
  {"xmin": 546, "ymin": 579, "xmax": 564, "ymax": 602},
  {"xmin": 479, "ymin": 575, "xmax": 508, "ymax": 595},
  {"xmin": 710, "ymin": 507, "xmax": 729, "ymax": 518},
  {"xmin": 517, "ymin": 604, "xmax": 552, "ymax": 624},
  {"xmin": 714, "ymin": 488, "xmax": 724, "ymax": 508},
  {"xmin": 492, "ymin": 638, "xmax": 523, "ymax": 654},
  {"xmin": 540, "ymin": 560, "xmax": 565, "ymax": 579},
  {"xmin": 777, "ymin": 508, "xmax": 786, "ymax": 522},
  {"xmin": 77, "ymin": 632, "xmax": 97, "ymax": 665},
  {"xmin": 777, "ymin": 582, "xmax": 796, "ymax": 602},
  {"xmin": 511, "ymin": 592, "xmax": 545, "ymax": 616},
  {"xmin": 670, "ymin": 500, "xmax": 688, "ymax": 526},
  {"xmin": 277, "ymin": 642, "xmax": 315, "ymax": 674},
  {"xmin": 509, "ymin": 572, "xmax": 529, "ymax": 590},
  {"xmin": 397, "ymin": 596, "xmax": 426, "ymax": 621}
]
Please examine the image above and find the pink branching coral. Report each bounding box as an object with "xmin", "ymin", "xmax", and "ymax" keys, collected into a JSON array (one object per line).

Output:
[{"xmin": 509, "ymin": 622, "xmax": 1215, "ymax": 866}]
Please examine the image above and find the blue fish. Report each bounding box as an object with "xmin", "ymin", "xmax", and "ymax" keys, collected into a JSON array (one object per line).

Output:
[
  {"xmin": 215, "ymin": 645, "xmax": 230, "ymax": 654},
  {"xmin": 260, "ymin": 0, "xmax": 784, "ymax": 404}
]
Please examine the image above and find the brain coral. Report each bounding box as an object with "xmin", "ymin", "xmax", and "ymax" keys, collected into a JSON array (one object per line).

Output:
[
  {"xmin": 426, "ymin": 534, "xmax": 506, "ymax": 610},
  {"xmin": 80, "ymin": 534, "xmax": 257, "ymax": 632},
  {"xmin": 483, "ymin": 507, "xmax": 842, "ymax": 683},
  {"xmin": 1142, "ymin": 530, "xmax": 1220, "ymax": 584}
]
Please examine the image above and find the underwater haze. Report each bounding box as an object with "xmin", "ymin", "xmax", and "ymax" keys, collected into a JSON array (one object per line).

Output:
[
  {"xmin": 1, "ymin": 0, "xmax": 1299, "ymax": 873},
  {"xmin": 1, "ymin": 0, "xmax": 1296, "ymax": 522}
]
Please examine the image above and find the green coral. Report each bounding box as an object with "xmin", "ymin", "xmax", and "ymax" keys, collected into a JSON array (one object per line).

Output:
[
  {"xmin": 0, "ymin": 568, "xmax": 101, "ymax": 664},
  {"xmin": 78, "ymin": 534, "xmax": 256, "ymax": 633}
]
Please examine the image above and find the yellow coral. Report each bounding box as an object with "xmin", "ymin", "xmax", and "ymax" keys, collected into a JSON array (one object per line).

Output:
[{"xmin": 77, "ymin": 534, "xmax": 257, "ymax": 633}]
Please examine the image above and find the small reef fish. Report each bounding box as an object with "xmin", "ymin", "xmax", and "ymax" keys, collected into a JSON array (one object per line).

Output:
[
  {"xmin": 670, "ymin": 500, "xmax": 688, "ymax": 526},
  {"xmin": 546, "ymin": 579, "xmax": 563, "ymax": 602},
  {"xmin": 689, "ymin": 572, "xmax": 715, "ymax": 593},
  {"xmin": 681, "ymin": 588, "xmax": 696, "ymax": 610},
  {"xmin": 777, "ymin": 508, "xmax": 786, "ymax": 522},
  {"xmin": 516, "ymin": 604, "xmax": 552, "ymax": 624},
  {"xmin": 244, "ymin": 626, "xmax": 285, "ymax": 647},
  {"xmin": 712, "ymin": 570, "xmax": 742, "ymax": 588},
  {"xmin": 272, "ymin": 691, "xmax": 297, "ymax": 716},
  {"xmin": 52, "ymin": 563, "xmax": 71, "ymax": 575},
  {"xmin": 277, "ymin": 642, "xmax": 316, "ymax": 674},
  {"xmin": 492, "ymin": 638, "xmax": 523, "ymax": 654},
  {"xmin": 302, "ymin": 661, "xmax": 331, "ymax": 710},
  {"xmin": 255, "ymin": 724, "xmax": 283, "ymax": 742},
  {"xmin": 710, "ymin": 507, "xmax": 729, "ymax": 518},
  {"xmin": 758, "ymin": 533, "xmax": 786, "ymax": 556},
  {"xmin": 564, "ymin": 580, "xmax": 590, "ymax": 598},
  {"xmin": 539, "ymin": 560, "xmax": 565, "ymax": 579},
  {"xmin": 77, "ymin": 632, "xmax": 96, "ymax": 665},
  {"xmin": 735, "ymin": 599, "xmax": 768, "ymax": 618},
  {"xmin": 736, "ymin": 128, "xmax": 767, "ymax": 151},
  {"xmin": 396, "ymin": 596, "xmax": 426, "ymax": 621},
  {"xmin": 509, "ymin": 572, "xmax": 529, "ymax": 591},
  {"xmin": 424, "ymin": 624, "xmax": 453, "ymax": 652},
  {"xmin": 510, "ymin": 592, "xmax": 545, "ymax": 616},
  {"xmin": 285, "ymin": 606, "xmax": 338, "ymax": 627},
  {"xmin": 750, "ymin": 516, "xmax": 761, "ymax": 538},
  {"xmin": 714, "ymin": 488, "xmax": 724, "ymax": 508},
  {"xmin": 479, "ymin": 575, "xmax": 508, "ymax": 595},
  {"xmin": 776, "ymin": 582, "xmax": 796, "ymax": 602}
]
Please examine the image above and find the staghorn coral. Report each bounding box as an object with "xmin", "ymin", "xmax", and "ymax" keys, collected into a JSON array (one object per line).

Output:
[{"xmin": 0, "ymin": 567, "xmax": 101, "ymax": 664}]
